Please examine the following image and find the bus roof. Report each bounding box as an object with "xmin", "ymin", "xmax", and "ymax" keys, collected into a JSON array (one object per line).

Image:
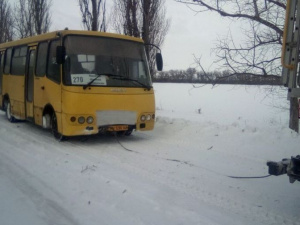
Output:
[{"xmin": 0, "ymin": 30, "xmax": 144, "ymax": 50}]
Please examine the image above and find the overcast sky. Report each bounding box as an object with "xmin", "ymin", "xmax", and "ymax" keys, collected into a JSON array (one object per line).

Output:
[{"xmin": 14, "ymin": 0, "xmax": 244, "ymax": 71}]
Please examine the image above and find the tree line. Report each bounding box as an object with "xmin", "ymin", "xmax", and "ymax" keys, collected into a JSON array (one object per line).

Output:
[{"xmin": 154, "ymin": 68, "xmax": 281, "ymax": 85}]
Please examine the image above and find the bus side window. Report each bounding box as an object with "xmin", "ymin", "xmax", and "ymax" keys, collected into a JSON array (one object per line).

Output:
[
  {"xmin": 36, "ymin": 42, "xmax": 48, "ymax": 77},
  {"xmin": 4, "ymin": 48, "xmax": 12, "ymax": 74},
  {"xmin": 47, "ymin": 40, "xmax": 60, "ymax": 83},
  {"xmin": 11, "ymin": 46, "xmax": 27, "ymax": 75}
]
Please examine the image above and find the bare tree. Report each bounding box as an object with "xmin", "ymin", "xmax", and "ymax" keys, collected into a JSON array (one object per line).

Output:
[
  {"xmin": 176, "ymin": 0, "xmax": 284, "ymax": 78},
  {"xmin": 113, "ymin": 0, "xmax": 170, "ymax": 76},
  {"xmin": 113, "ymin": 0, "xmax": 140, "ymax": 37},
  {"xmin": 78, "ymin": 0, "xmax": 107, "ymax": 31},
  {"xmin": 14, "ymin": 0, "xmax": 52, "ymax": 38},
  {"xmin": 141, "ymin": 0, "xmax": 170, "ymax": 75},
  {"xmin": 0, "ymin": 0, "xmax": 14, "ymax": 43},
  {"xmin": 14, "ymin": 0, "xmax": 34, "ymax": 38},
  {"xmin": 30, "ymin": 0, "xmax": 52, "ymax": 35}
]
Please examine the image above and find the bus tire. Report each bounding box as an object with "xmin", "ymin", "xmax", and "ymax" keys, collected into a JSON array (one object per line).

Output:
[
  {"xmin": 5, "ymin": 100, "xmax": 16, "ymax": 123},
  {"xmin": 51, "ymin": 113, "xmax": 65, "ymax": 141}
]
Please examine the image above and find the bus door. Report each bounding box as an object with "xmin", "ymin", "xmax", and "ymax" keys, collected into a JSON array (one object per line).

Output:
[
  {"xmin": 25, "ymin": 48, "xmax": 36, "ymax": 119},
  {"xmin": 0, "ymin": 52, "xmax": 3, "ymax": 96}
]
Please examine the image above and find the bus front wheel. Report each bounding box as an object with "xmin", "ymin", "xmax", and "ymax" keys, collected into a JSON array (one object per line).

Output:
[
  {"xmin": 5, "ymin": 100, "xmax": 16, "ymax": 123},
  {"xmin": 51, "ymin": 113, "xmax": 65, "ymax": 141}
]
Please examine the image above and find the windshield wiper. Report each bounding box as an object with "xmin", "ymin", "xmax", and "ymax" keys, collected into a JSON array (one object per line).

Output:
[
  {"xmin": 83, "ymin": 74, "xmax": 102, "ymax": 90},
  {"xmin": 83, "ymin": 73, "xmax": 152, "ymax": 90},
  {"xmin": 106, "ymin": 74, "xmax": 152, "ymax": 91}
]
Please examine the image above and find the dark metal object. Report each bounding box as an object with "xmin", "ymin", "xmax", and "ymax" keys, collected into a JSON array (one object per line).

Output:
[{"xmin": 267, "ymin": 155, "xmax": 300, "ymax": 183}]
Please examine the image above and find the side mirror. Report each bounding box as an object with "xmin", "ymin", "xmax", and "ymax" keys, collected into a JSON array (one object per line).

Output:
[
  {"xmin": 56, "ymin": 46, "xmax": 66, "ymax": 64},
  {"xmin": 156, "ymin": 52, "xmax": 163, "ymax": 71}
]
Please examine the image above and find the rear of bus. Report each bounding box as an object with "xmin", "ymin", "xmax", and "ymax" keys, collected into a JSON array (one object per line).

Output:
[{"xmin": 59, "ymin": 31, "xmax": 157, "ymax": 137}]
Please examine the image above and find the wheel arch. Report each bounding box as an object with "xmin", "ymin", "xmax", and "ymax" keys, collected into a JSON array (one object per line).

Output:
[
  {"xmin": 42, "ymin": 103, "xmax": 55, "ymax": 117},
  {"xmin": 41, "ymin": 104, "xmax": 56, "ymax": 129},
  {"xmin": 43, "ymin": 103, "xmax": 65, "ymax": 140}
]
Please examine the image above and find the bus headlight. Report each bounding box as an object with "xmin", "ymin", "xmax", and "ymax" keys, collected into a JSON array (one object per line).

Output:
[
  {"xmin": 141, "ymin": 115, "xmax": 146, "ymax": 121},
  {"xmin": 146, "ymin": 114, "xmax": 151, "ymax": 121},
  {"xmin": 87, "ymin": 116, "xmax": 94, "ymax": 124},
  {"xmin": 78, "ymin": 116, "xmax": 85, "ymax": 124}
]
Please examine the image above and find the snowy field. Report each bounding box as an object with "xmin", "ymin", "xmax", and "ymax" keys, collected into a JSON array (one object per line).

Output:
[{"xmin": 0, "ymin": 83, "xmax": 299, "ymax": 225}]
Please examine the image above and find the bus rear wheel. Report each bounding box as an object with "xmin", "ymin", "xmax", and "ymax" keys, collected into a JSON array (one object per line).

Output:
[
  {"xmin": 5, "ymin": 100, "xmax": 16, "ymax": 123},
  {"xmin": 51, "ymin": 113, "xmax": 65, "ymax": 141}
]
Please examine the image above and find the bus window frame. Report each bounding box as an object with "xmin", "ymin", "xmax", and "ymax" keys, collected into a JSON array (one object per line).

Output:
[
  {"xmin": 35, "ymin": 41, "xmax": 49, "ymax": 77},
  {"xmin": 46, "ymin": 39, "xmax": 61, "ymax": 84},
  {"xmin": 4, "ymin": 48, "xmax": 13, "ymax": 75},
  {"xmin": 26, "ymin": 49, "xmax": 35, "ymax": 102},
  {"xmin": 11, "ymin": 45, "xmax": 28, "ymax": 76}
]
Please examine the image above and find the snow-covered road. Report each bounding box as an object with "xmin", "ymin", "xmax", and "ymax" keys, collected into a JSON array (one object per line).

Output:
[{"xmin": 0, "ymin": 84, "xmax": 299, "ymax": 225}]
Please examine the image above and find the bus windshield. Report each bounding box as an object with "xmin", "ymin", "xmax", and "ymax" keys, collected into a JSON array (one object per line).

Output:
[{"xmin": 63, "ymin": 36, "xmax": 152, "ymax": 88}]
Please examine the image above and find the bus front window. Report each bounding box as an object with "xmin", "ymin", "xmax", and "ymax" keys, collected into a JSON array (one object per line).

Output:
[{"xmin": 63, "ymin": 36, "xmax": 151, "ymax": 88}]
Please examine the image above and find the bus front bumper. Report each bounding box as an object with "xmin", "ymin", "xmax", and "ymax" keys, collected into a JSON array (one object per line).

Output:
[{"xmin": 60, "ymin": 110, "xmax": 155, "ymax": 136}]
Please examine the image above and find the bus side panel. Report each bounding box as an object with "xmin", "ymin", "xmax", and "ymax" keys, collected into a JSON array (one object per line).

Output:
[
  {"xmin": 33, "ymin": 76, "xmax": 62, "ymax": 126},
  {"xmin": 2, "ymin": 75, "xmax": 26, "ymax": 119}
]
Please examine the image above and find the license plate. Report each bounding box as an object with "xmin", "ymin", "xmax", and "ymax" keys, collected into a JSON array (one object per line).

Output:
[{"xmin": 108, "ymin": 125, "xmax": 128, "ymax": 131}]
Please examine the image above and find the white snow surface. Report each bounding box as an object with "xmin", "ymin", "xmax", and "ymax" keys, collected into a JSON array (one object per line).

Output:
[{"xmin": 0, "ymin": 83, "xmax": 299, "ymax": 225}]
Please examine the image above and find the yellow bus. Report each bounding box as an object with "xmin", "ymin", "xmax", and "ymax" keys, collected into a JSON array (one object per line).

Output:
[{"xmin": 0, "ymin": 30, "xmax": 162, "ymax": 140}]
